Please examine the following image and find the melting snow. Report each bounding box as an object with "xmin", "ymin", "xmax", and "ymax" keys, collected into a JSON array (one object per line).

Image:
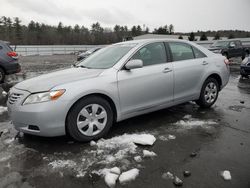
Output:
[
  {"xmin": 221, "ymin": 170, "xmax": 232, "ymax": 180},
  {"xmin": 143, "ymin": 150, "xmax": 157, "ymax": 158},
  {"xmin": 0, "ymin": 106, "xmax": 8, "ymax": 115},
  {"xmin": 49, "ymin": 160, "xmax": 76, "ymax": 169},
  {"xmin": 119, "ymin": 168, "xmax": 139, "ymax": 184}
]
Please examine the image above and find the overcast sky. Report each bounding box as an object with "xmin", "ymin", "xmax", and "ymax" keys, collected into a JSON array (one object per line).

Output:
[{"xmin": 1, "ymin": 0, "xmax": 250, "ymax": 32}]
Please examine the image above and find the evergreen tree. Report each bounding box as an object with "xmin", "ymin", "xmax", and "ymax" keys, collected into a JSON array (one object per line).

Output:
[
  {"xmin": 178, "ymin": 35, "xmax": 183, "ymax": 39},
  {"xmin": 213, "ymin": 32, "xmax": 221, "ymax": 40},
  {"xmin": 169, "ymin": 24, "xmax": 174, "ymax": 34},
  {"xmin": 188, "ymin": 32, "xmax": 196, "ymax": 41},
  {"xmin": 200, "ymin": 32, "xmax": 208, "ymax": 41},
  {"xmin": 13, "ymin": 17, "xmax": 22, "ymax": 44}
]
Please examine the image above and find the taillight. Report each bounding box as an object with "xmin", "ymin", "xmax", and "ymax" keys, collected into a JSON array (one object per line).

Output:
[
  {"xmin": 7, "ymin": 51, "xmax": 18, "ymax": 58},
  {"xmin": 224, "ymin": 59, "xmax": 230, "ymax": 65}
]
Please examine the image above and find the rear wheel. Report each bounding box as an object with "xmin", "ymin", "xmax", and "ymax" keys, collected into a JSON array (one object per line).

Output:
[
  {"xmin": 66, "ymin": 96, "xmax": 113, "ymax": 142},
  {"xmin": 0, "ymin": 68, "xmax": 5, "ymax": 83},
  {"xmin": 196, "ymin": 78, "xmax": 219, "ymax": 108}
]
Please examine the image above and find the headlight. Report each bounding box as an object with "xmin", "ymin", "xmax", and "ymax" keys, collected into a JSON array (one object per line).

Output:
[{"xmin": 23, "ymin": 89, "xmax": 65, "ymax": 105}]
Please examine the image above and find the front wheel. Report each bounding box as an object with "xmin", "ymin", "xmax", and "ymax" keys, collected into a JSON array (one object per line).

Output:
[
  {"xmin": 66, "ymin": 96, "xmax": 113, "ymax": 142},
  {"xmin": 196, "ymin": 78, "xmax": 219, "ymax": 108}
]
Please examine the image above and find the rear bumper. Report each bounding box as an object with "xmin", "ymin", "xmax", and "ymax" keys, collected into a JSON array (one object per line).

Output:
[
  {"xmin": 240, "ymin": 65, "xmax": 250, "ymax": 75},
  {"xmin": 3, "ymin": 60, "xmax": 21, "ymax": 74}
]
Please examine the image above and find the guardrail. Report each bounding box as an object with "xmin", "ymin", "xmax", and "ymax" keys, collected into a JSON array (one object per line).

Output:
[
  {"xmin": 11, "ymin": 38, "xmax": 250, "ymax": 56},
  {"xmin": 11, "ymin": 45, "xmax": 105, "ymax": 56}
]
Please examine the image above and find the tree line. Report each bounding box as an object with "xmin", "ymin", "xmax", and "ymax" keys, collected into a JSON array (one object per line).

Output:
[{"xmin": 0, "ymin": 16, "xmax": 250, "ymax": 45}]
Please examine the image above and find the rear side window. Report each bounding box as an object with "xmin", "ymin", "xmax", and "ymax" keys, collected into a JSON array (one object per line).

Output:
[
  {"xmin": 168, "ymin": 42, "xmax": 194, "ymax": 61},
  {"xmin": 131, "ymin": 42, "xmax": 167, "ymax": 66},
  {"xmin": 192, "ymin": 46, "xmax": 206, "ymax": 58}
]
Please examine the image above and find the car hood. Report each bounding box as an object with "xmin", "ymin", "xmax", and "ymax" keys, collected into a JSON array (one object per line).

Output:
[{"xmin": 14, "ymin": 68, "xmax": 104, "ymax": 93}]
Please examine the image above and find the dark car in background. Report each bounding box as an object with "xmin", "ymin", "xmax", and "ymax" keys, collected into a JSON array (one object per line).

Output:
[
  {"xmin": 0, "ymin": 40, "xmax": 21, "ymax": 83},
  {"xmin": 241, "ymin": 57, "xmax": 250, "ymax": 78},
  {"xmin": 209, "ymin": 40, "xmax": 248, "ymax": 60},
  {"xmin": 77, "ymin": 47, "xmax": 101, "ymax": 61}
]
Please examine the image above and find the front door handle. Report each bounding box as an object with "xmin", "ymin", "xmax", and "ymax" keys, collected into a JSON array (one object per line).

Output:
[
  {"xmin": 162, "ymin": 68, "xmax": 172, "ymax": 73},
  {"xmin": 202, "ymin": 61, "xmax": 208, "ymax": 65}
]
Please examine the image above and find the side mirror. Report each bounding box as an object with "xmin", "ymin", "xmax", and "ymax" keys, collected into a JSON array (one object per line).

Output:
[{"xmin": 125, "ymin": 59, "xmax": 143, "ymax": 70}]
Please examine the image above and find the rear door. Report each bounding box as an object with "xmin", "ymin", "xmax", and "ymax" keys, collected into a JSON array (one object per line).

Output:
[
  {"xmin": 117, "ymin": 42, "xmax": 174, "ymax": 115},
  {"xmin": 167, "ymin": 42, "xmax": 207, "ymax": 102}
]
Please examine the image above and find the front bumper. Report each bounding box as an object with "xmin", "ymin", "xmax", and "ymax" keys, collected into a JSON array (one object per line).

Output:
[{"xmin": 7, "ymin": 87, "xmax": 69, "ymax": 137}]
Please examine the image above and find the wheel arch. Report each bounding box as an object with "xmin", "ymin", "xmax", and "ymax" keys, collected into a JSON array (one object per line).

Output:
[
  {"xmin": 205, "ymin": 73, "xmax": 222, "ymax": 90},
  {"xmin": 65, "ymin": 93, "xmax": 118, "ymax": 135}
]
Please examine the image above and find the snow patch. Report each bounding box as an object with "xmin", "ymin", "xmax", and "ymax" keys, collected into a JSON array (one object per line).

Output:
[
  {"xmin": 119, "ymin": 168, "xmax": 139, "ymax": 184},
  {"xmin": 110, "ymin": 167, "xmax": 121, "ymax": 175},
  {"xmin": 162, "ymin": 172, "xmax": 174, "ymax": 180},
  {"xmin": 175, "ymin": 118, "xmax": 217, "ymax": 129},
  {"xmin": 220, "ymin": 170, "xmax": 231, "ymax": 180},
  {"xmin": 49, "ymin": 160, "xmax": 76, "ymax": 169},
  {"xmin": 183, "ymin": 114, "xmax": 192, "ymax": 119},
  {"xmin": 159, "ymin": 134, "xmax": 176, "ymax": 141},
  {"xmin": 143, "ymin": 150, "xmax": 157, "ymax": 158},
  {"xmin": 0, "ymin": 106, "xmax": 7, "ymax": 115},
  {"xmin": 2, "ymin": 91, "xmax": 7, "ymax": 97},
  {"xmin": 3, "ymin": 138, "xmax": 14, "ymax": 145},
  {"xmin": 90, "ymin": 140, "xmax": 96, "ymax": 146}
]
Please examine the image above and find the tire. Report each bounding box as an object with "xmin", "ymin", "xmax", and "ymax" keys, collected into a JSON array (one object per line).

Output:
[
  {"xmin": 196, "ymin": 78, "xmax": 219, "ymax": 108},
  {"xmin": 0, "ymin": 68, "xmax": 5, "ymax": 84},
  {"xmin": 246, "ymin": 51, "xmax": 249, "ymax": 57},
  {"xmin": 66, "ymin": 96, "xmax": 113, "ymax": 142},
  {"xmin": 241, "ymin": 54, "xmax": 245, "ymax": 60}
]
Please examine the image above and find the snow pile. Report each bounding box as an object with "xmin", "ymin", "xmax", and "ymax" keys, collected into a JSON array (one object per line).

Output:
[
  {"xmin": 0, "ymin": 106, "xmax": 8, "ymax": 115},
  {"xmin": 220, "ymin": 170, "xmax": 232, "ymax": 180},
  {"xmin": 0, "ymin": 152, "xmax": 11, "ymax": 162},
  {"xmin": 105, "ymin": 173, "xmax": 119, "ymax": 188},
  {"xmin": 119, "ymin": 168, "xmax": 139, "ymax": 185},
  {"xmin": 49, "ymin": 160, "xmax": 76, "ymax": 169},
  {"xmin": 143, "ymin": 150, "xmax": 157, "ymax": 158},
  {"xmin": 95, "ymin": 133, "xmax": 156, "ymax": 164}
]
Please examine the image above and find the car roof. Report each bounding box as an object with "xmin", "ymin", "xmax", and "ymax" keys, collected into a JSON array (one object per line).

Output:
[{"xmin": 116, "ymin": 38, "xmax": 197, "ymax": 46}]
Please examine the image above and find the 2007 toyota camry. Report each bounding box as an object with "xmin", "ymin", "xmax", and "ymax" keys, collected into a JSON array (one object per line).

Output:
[{"xmin": 7, "ymin": 39, "xmax": 230, "ymax": 142}]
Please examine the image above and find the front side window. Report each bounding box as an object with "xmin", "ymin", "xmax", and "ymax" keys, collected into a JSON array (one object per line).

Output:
[
  {"xmin": 131, "ymin": 42, "xmax": 167, "ymax": 66},
  {"xmin": 169, "ymin": 42, "xmax": 194, "ymax": 61}
]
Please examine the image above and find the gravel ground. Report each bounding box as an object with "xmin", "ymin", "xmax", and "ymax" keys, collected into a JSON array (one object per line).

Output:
[{"xmin": 0, "ymin": 55, "xmax": 250, "ymax": 188}]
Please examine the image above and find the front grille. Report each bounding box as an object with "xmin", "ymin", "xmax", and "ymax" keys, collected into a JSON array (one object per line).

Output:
[{"xmin": 8, "ymin": 93, "xmax": 23, "ymax": 105}]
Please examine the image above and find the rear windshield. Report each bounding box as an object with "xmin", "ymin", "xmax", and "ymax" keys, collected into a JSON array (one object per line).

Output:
[{"xmin": 211, "ymin": 41, "xmax": 229, "ymax": 47}]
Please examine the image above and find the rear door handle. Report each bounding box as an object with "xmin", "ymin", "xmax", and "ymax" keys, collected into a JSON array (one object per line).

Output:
[
  {"xmin": 202, "ymin": 61, "xmax": 208, "ymax": 65},
  {"xmin": 162, "ymin": 68, "xmax": 172, "ymax": 73}
]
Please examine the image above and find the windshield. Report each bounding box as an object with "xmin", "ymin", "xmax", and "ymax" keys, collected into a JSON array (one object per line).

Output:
[
  {"xmin": 77, "ymin": 44, "xmax": 136, "ymax": 69},
  {"xmin": 212, "ymin": 41, "xmax": 229, "ymax": 47}
]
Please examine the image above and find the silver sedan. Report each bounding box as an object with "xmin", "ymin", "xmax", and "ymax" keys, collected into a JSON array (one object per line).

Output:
[{"xmin": 7, "ymin": 39, "xmax": 230, "ymax": 141}]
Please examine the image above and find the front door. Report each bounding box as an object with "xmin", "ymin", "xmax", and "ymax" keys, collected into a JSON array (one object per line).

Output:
[{"xmin": 117, "ymin": 42, "xmax": 174, "ymax": 115}]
